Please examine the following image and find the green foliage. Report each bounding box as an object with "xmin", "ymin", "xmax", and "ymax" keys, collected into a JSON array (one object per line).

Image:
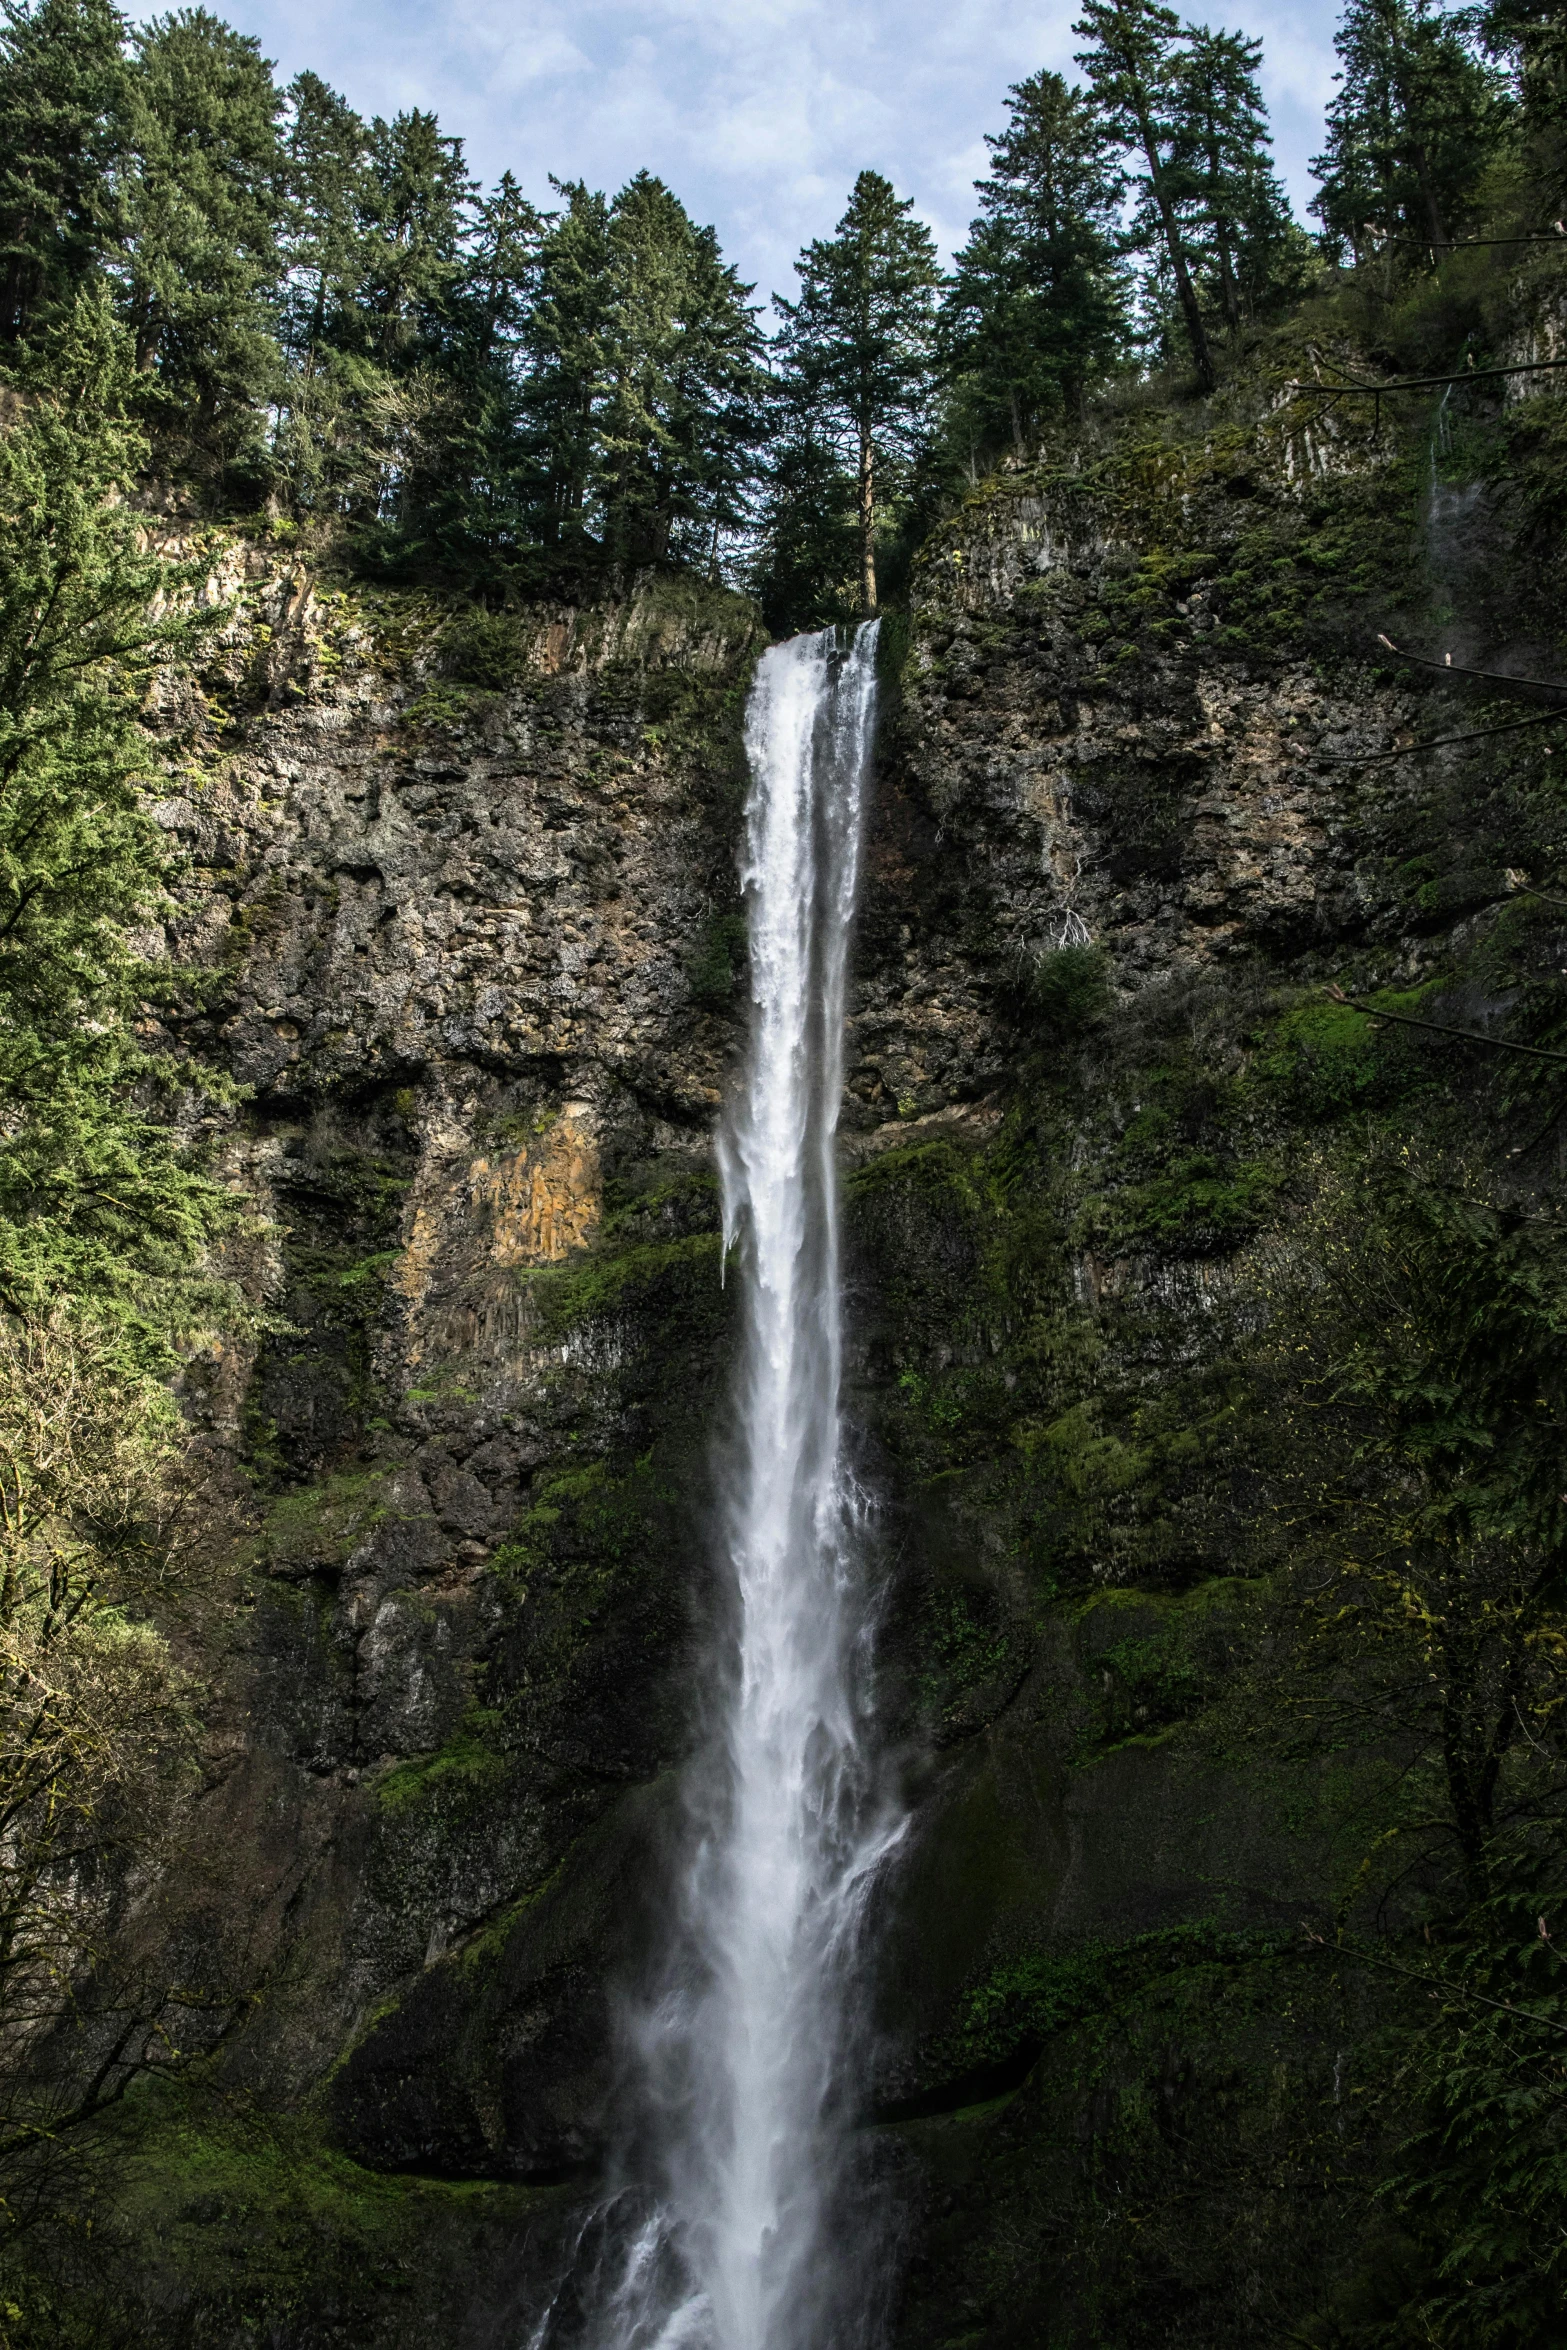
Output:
[
  {"xmin": 900, "ymin": 1916, "xmax": 1379, "ymax": 2349},
  {"xmin": 687, "ymin": 908, "xmax": 747, "ymax": 1008},
  {"xmin": 438, "ymin": 603, "xmax": 525, "ymax": 688},
  {"xmin": 1367, "ymin": 1870, "xmax": 1567, "ymax": 2345},
  {"xmin": 1017, "ymin": 943, "xmax": 1111, "ymax": 1031},
  {"xmin": 1103, "ymin": 1151, "xmax": 1279, "ymax": 1250},
  {"xmin": 119, "ymin": 7, "xmax": 286, "ymax": 481},
  {"xmin": 0, "ymin": 292, "xmax": 238, "ymax": 1353},
  {"xmin": 1073, "ymin": 0, "xmax": 1218, "ymax": 387},
  {"xmin": 1252, "ymin": 997, "xmax": 1399, "ymax": 1117},
  {"xmin": 1481, "ymin": 0, "xmax": 1567, "ymax": 140},
  {"xmin": 523, "ymin": 1229, "xmax": 723, "ymax": 1348},
  {"xmin": 946, "ymin": 1919, "xmax": 1292, "ymax": 2077},
  {"xmin": 257, "ymin": 1468, "xmax": 389, "ymax": 1575},
  {"xmin": 1282, "ymin": 1150, "xmax": 1567, "ymax": 1577},
  {"xmin": 8, "ymin": 2090, "xmax": 546, "ymax": 2343},
  {"xmin": 771, "ymin": 170, "xmax": 940, "ymax": 612},
  {"xmin": 0, "ymin": 17, "xmax": 779, "ymax": 585},
  {"xmin": 375, "ymin": 1706, "xmax": 506, "ymax": 1815},
  {"xmin": 937, "ymin": 69, "xmax": 1131, "ymax": 471},
  {"xmin": 1165, "ymin": 25, "xmax": 1311, "ymax": 329},
  {"xmin": 1311, "ymin": 0, "xmax": 1515, "ymax": 260},
  {"xmin": 590, "ymin": 171, "xmax": 765, "ymax": 570},
  {"xmin": 748, "ymin": 374, "xmax": 860, "ymax": 635},
  {"xmin": 0, "ymin": 0, "xmax": 126, "ymax": 344}
]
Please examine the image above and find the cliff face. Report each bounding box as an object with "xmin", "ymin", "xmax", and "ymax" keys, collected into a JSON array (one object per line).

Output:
[{"xmin": 101, "ymin": 349, "xmax": 1559, "ymax": 2345}]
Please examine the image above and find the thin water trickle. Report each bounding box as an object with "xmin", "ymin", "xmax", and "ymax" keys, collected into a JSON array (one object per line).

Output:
[{"xmin": 538, "ymin": 622, "xmax": 901, "ymax": 2350}]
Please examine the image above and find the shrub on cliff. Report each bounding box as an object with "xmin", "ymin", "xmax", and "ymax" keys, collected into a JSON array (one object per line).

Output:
[
  {"xmin": 0, "ymin": 287, "xmax": 249, "ymax": 2277},
  {"xmin": 0, "ymin": 288, "xmax": 238, "ymax": 1353}
]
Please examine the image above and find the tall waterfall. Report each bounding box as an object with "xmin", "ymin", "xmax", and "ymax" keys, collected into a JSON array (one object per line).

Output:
[
  {"xmin": 696, "ymin": 618, "xmax": 895, "ymax": 2350},
  {"xmin": 547, "ymin": 622, "xmax": 898, "ymax": 2350}
]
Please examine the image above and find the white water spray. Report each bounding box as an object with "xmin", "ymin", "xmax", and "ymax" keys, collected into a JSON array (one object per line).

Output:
[{"xmin": 538, "ymin": 622, "xmax": 900, "ymax": 2350}]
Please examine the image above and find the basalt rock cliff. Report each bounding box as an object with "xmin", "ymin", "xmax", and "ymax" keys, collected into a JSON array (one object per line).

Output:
[{"xmin": 66, "ymin": 295, "xmax": 1567, "ymax": 2349}]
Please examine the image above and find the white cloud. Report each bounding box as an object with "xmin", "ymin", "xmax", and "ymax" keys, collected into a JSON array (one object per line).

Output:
[{"xmin": 142, "ymin": 0, "xmax": 1344, "ymax": 293}]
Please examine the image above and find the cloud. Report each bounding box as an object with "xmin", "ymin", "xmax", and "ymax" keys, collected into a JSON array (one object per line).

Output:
[{"xmin": 141, "ymin": 0, "xmax": 1342, "ymax": 295}]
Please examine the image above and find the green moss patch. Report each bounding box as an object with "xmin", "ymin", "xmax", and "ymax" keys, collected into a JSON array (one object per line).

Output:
[
  {"xmin": 524, "ymin": 1230, "xmax": 724, "ymax": 1347},
  {"xmin": 374, "ymin": 1706, "xmax": 508, "ymax": 1816},
  {"xmin": 258, "ymin": 1468, "xmax": 393, "ymax": 1575}
]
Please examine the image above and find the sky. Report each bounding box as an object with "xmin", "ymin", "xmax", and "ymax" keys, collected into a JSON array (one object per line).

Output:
[{"xmin": 191, "ymin": 0, "xmax": 1346, "ymax": 302}]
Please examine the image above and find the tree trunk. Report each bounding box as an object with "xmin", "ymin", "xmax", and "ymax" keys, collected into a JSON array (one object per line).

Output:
[
  {"xmin": 1205, "ymin": 141, "xmax": 1241, "ymax": 329},
  {"xmin": 1215, "ymin": 217, "xmax": 1240, "ymax": 330},
  {"xmin": 0, "ymin": 254, "xmax": 25, "ymax": 345},
  {"xmin": 858, "ymin": 429, "xmax": 876, "ymax": 614},
  {"xmin": 307, "ymin": 272, "xmax": 327, "ymax": 379},
  {"xmin": 1135, "ymin": 103, "xmax": 1215, "ymax": 391},
  {"xmin": 1408, "ymin": 142, "xmax": 1449, "ymax": 254}
]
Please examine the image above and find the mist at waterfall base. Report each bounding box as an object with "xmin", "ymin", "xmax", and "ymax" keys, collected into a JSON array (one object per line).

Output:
[{"xmin": 528, "ymin": 622, "xmax": 904, "ymax": 2350}]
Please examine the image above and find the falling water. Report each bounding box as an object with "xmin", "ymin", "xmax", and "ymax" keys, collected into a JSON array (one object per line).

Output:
[{"xmin": 538, "ymin": 622, "xmax": 900, "ymax": 2350}]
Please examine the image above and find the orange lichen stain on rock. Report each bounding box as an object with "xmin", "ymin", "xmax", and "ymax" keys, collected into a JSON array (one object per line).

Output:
[
  {"xmin": 537, "ymin": 616, "xmax": 578, "ymax": 674},
  {"xmin": 392, "ymin": 1196, "xmax": 445, "ymax": 1309},
  {"xmin": 469, "ymin": 1101, "xmax": 600, "ymax": 1267}
]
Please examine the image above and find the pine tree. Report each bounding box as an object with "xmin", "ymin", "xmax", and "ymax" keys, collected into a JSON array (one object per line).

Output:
[
  {"xmin": 595, "ymin": 171, "xmax": 764, "ymax": 569},
  {"xmin": 939, "ymin": 69, "xmax": 1128, "ymax": 461},
  {"xmin": 319, "ymin": 108, "xmax": 474, "ymax": 556},
  {"xmin": 1311, "ymin": 0, "xmax": 1511, "ymax": 259},
  {"xmin": 1168, "ymin": 26, "xmax": 1303, "ymax": 328},
  {"xmin": 1074, "ymin": 0, "xmax": 1216, "ymax": 390},
  {"xmin": 0, "ymin": 290, "xmax": 236, "ymax": 1341},
  {"xmin": 775, "ymin": 169, "xmax": 939, "ymax": 613},
  {"xmin": 521, "ymin": 179, "xmax": 613, "ymax": 552},
  {"xmin": 354, "ymin": 108, "xmax": 474, "ymax": 372},
  {"xmin": 463, "ymin": 170, "xmax": 543, "ymax": 364},
  {"xmin": 372, "ymin": 169, "xmax": 543, "ymax": 582},
  {"xmin": 0, "ymin": 0, "xmax": 127, "ymax": 346},
  {"xmin": 279, "ymin": 69, "xmax": 367, "ymax": 376},
  {"xmin": 1481, "ymin": 0, "xmax": 1567, "ymax": 136},
  {"xmin": 118, "ymin": 8, "xmax": 286, "ymax": 475},
  {"xmin": 270, "ymin": 68, "xmax": 375, "ymax": 515},
  {"xmin": 749, "ymin": 373, "xmax": 859, "ymax": 635}
]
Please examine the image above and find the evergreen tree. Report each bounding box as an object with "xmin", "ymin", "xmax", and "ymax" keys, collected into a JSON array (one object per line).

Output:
[
  {"xmin": 366, "ymin": 169, "xmax": 543, "ymax": 581},
  {"xmin": 939, "ymin": 69, "xmax": 1128, "ymax": 462},
  {"xmin": 268, "ymin": 71, "xmax": 374, "ymax": 514},
  {"xmin": 0, "ymin": 0, "xmax": 127, "ymax": 346},
  {"xmin": 279, "ymin": 69, "xmax": 367, "ymax": 375},
  {"xmin": 775, "ymin": 169, "xmax": 938, "ymax": 613},
  {"xmin": 463, "ymin": 169, "xmax": 543, "ymax": 363},
  {"xmin": 354, "ymin": 107, "xmax": 474, "ymax": 372},
  {"xmin": 595, "ymin": 171, "xmax": 764, "ymax": 569},
  {"xmin": 1311, "ymin": 0, "xmax": 1511, "ymax": 258},
  {"xmin": 749, "ymin": 373, "xmax": 859, "ymax": 635},
  {"xmin": 522, "ymin": 179, "xmax": 613, "ymax": 552},
  {"xmin": 0, "ymin": 291, "xmax": 236, "ymax": 1341},
  {"xmin": 118, "ymin": 8, "xmax": 286, "ymax": 473},
  {"xmin": 1168, "ymin": 25, "xmax": 1304, "ymax": 327},
  {"xmin": 1074, "ymin": 0, "xmax": 1216, "ymax": 389},
  {"xmin": 322, "ymin": 109, "xmax": 474, "ymax": 555},
  {"xmin": 1481, "ymin": 0, "xmax": 1567, "ymax": 135}
]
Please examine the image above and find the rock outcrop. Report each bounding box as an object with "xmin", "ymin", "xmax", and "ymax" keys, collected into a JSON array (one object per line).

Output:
[{"xmin": 101, "ymin": 348, "xmax": 1563, "ymax": 2345}]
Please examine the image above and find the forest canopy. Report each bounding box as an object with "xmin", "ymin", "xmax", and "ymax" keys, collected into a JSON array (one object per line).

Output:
[
  {"xmin": 0, "ymin": 0, "xmax": 1566, "ymax": 2343},
  {"xmin": 0, "ymin": 0, "xmax": 1557, "ymax": 627}
]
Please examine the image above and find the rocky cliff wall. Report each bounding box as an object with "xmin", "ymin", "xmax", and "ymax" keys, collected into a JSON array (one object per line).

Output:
[{"xmin": 90, "ymin": 335, "xmax": 1566, "ymax": 2347}]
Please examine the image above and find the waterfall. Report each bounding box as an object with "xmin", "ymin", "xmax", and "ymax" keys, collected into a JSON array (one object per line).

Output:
[{"xmin": 537, "ymin": 622, "xmax": 900, "ymax": 2350}]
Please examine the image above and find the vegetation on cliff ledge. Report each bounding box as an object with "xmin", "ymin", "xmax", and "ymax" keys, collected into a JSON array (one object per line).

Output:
[{"xmin": 0, "ymin": 0, "xmax": 1565, "ymax": 2345}]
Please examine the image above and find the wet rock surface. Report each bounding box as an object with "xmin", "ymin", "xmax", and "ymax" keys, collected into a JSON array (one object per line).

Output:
[{"xmin": 108, "ymin": 384, "xmax": 1553, "ymax": 2343}]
